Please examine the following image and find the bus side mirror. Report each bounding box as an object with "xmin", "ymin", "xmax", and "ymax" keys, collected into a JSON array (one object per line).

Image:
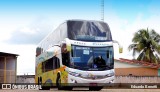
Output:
[
  {"xmin": 113, "ymin": 40, "xmax": 123, "ymax": 53},
  {"xmin": 67, "ymin": 44, "xmax": 71, "ymax": 52},
  {"xmin": 119, "ymin": 46, "xmax": 123, "ymax": 53},
  {"xmin": 66, "ymin": 38, "xmax": 71, "ymax": 52}
]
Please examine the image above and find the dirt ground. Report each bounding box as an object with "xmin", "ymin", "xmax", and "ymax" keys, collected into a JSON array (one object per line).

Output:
[{"xmin": 1, "ymin": 88, "xmax": 160, "ymax": 92}]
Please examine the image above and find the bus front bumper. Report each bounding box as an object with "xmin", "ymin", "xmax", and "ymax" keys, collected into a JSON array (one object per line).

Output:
[{"xmin": 68, "ymin": 74, "xmax": 114, "ymax": 86}]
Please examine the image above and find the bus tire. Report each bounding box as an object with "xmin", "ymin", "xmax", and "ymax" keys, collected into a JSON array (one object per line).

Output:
[
  {"xmin": 89, "ymin": 86, "xmax": 103, "ymax": 91},
  {"xmin": 38, "ymin": 77, "xmax": 42, "ymax": 90},
  {"xmin": 39, "ymin": 77, "xmax": 50, "ymax": 90},
  {"xmin": 65, "ymin": 86, "xmax": 73, "ymax": 90},
  {"xmin": 41, "ymin": 86, "xmax": 50, "ymax": 90},
  {"xmin": 56, "ymin": 74, "xmax": 63, "ymax": 90},
  {"xmin": 38, "ymin": 77, "xmax": 40, "ymax": 85}
]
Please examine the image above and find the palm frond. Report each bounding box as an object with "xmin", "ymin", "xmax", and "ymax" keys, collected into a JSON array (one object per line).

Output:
[
  {"xmin": 128, "ymin": 28, "xmax": 160, "ymax": 64},
  {"xmin": 128, "ymin": 44, "xmax": 137, "ymax": 51}
]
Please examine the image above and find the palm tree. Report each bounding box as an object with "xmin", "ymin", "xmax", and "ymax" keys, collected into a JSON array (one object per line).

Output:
[{"xmin": 128, "ymin": 28, "xmax": 160, "ymax": 64}]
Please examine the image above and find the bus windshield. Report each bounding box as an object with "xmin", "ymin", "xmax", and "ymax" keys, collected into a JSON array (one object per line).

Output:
[
  {"xmin": 70, "ymin": 45, "xmax": 114, "ymax": 71},
  {"xmin": 67, "ymin": 21, "xmax": 112, "ymax": 42}
]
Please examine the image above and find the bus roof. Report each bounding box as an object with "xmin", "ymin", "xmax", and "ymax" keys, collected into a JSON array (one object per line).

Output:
[
  {"xmin": 37, "ymin": 20, "xmax": 112, "ymax": 51},
  {"xmin": 65, "ymin": 19, "xmax": 106, "ymax": 23}
]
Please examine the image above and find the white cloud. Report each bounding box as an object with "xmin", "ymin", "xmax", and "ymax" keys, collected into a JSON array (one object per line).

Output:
[
  {"xmin": 5, "ymin": 17, "xmax": 54, "ymax": 45},
  {"xmin": 19, "ymin": 27, "xmax": 36, "ymax": 34},
  {"xmin": 0, "ymin": 16, "xmax": 34, "ymax": 42},
  {"xmin": 103, "ymin": 5, "xmax": 160, "ymax": 59}
]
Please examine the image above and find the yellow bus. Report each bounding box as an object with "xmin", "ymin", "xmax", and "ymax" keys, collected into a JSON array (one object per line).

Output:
[{"xmin": 35, "ymin": 20, "xmax": 122, "ymax": 90}]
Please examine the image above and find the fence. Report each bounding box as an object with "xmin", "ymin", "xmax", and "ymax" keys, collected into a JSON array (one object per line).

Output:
[{"xmin": 115, "ymin": 76, "xmax": 160, "ymax": 83}]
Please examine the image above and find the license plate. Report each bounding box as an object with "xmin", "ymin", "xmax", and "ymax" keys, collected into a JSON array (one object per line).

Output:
[{"xmin": 89, "ymin": 83, "xmax": 97, "ymax": 86}]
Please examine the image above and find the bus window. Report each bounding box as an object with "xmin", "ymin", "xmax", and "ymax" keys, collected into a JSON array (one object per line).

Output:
[
  {"xmin": 53, "ymin": 57, "xmax": 60, "ymax": 69},
  {"xmin": 45, "ymin": 58, "xmax": 53, "ymax": 72},
  {"xmin": 42, "ymin": 62, "xmax": 45, "ymax": 72},
  {"xmin": 36, "ymin": 47, "xmax": 43, "ymax": 57},
  {"xmin": 56, "ymin": 57, "xmax": 60, "ymax": 68},
  {"xmin": 42, "ymin": 58, "xmax": 53, "ymax": 72},
  {"xmin": 62, "ymin": 52, "xmax": 70, "ymax": 66}
]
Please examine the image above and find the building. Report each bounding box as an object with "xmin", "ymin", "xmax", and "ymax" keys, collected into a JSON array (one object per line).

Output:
[
  {"xmin": 0, "ymin": 52, "xmax": 18, "ymax": 83},
  {"xmin": 114, "ymin": 58, "xmax": 160, "ymax": 76}
]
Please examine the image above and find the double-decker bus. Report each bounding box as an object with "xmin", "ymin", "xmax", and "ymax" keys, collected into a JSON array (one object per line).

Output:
[{"xmin": 35, "ymin": 20, "xmax": 122, "ymax": 91}]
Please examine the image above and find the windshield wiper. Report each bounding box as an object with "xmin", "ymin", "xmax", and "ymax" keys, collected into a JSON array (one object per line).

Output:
[
  {"xmin": 99, "ymin": 65, "xmax": 111, "ymax": 69},
  {"xmin": 81, "ymin": 66, "xmax": 90, "ymax": 70},
  {"xmin": 70, "ymin": 64, "xmax": 80, "ymax": 69}
]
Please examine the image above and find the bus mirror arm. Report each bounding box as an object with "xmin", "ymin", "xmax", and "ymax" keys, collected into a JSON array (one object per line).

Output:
[
  {"xmin": 113, "ymin": 40, "xmax": 123, "ymax": 53},
  {"xmin": 54, "ymin": 44, "xmax": 60, "ymax": 47}
]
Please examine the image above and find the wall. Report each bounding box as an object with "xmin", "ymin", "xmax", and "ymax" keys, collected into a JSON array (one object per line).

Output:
[
  {"xmin": 115, "ymin": 68, "xmax": 158, "ymax": 76},
  {"xmin": 0, "ymin": 56, "xmax": 16, "ymax": 83},
  {"xmin": 16, "ymin": 75, "xmax": 35, "ymax": 83},
  {"xmin": 114, "ymin": 60, "xmax": 158, "ymax": 76}
]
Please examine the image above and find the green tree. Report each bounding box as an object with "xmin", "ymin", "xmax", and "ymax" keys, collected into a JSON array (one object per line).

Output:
[{"xmin": 128, "ymin": 28, "xmax": 160, "ymax": 64}]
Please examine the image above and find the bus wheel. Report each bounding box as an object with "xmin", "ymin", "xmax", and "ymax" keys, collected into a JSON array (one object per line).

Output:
[
  {"xmin": 38, "ymin": 77, "xmax": 43, "ymax": 90},
  {"xmin": 39, "ymin": 77, "xmax": 50, "ymax": 90},
  {"xmin": 56, "ymin": 74, "xmax": 63, "ymax": 90},
  {"xmin": 65, "ymin": 86, "xmax": 73, "ymax": 90},
  {"xmin": 41, "ymin": 86, "xmax": 50, "ymax": 90},
  {"xmin": 89, "ymin": 86, "xmax": 103, "ymax": 91}
]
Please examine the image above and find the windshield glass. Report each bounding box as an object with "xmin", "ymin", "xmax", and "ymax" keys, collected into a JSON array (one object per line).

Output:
[
  {"xmin": 70, "ymin": 45, "xmax": 114, "ymax": 71},
  {"xmin": 67, "ymin": 21, "xmax": 112, "ymax": 42}
]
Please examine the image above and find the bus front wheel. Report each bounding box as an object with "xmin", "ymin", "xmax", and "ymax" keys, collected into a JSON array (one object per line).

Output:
[
  {"xmin": 56, "ymin": 74, "xmax": 63, "ymax": 90},
  {"xmin": 56, "ymin": 74, "xmax": 73, "ymax": 90}
]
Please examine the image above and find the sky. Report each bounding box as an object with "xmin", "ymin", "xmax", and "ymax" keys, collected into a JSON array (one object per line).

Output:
[{"xmin": 0, "ymin": 0, "xmax": 160, "ymax": 75}]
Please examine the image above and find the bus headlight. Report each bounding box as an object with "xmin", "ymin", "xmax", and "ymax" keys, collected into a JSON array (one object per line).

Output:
[
  {"xmin": 105, "ymin": 71, "xmax": 114, "ymax": 77},
  {"xmin": 68, "ymin": 71, "xmax": 81, "ymax": 77}
]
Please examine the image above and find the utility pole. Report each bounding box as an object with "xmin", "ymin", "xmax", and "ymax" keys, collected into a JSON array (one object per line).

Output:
[{"xmin": 101, "ymin": 0, "xmax": 104, "ymax": 21}]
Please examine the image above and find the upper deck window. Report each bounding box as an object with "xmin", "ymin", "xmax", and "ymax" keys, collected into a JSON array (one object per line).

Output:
[{"xmin": 67, "ymin": 21, "xmax": 112, "ymax": 42}]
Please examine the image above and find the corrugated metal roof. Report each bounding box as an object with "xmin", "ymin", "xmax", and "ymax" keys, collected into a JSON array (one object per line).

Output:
[
  {"xmin": 115, "ymin": 58, "xmax": 160, "ymax": 69},
  {"xmin": 0, "ymin": 52, "xmax": 19, "ymax": 56}
]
